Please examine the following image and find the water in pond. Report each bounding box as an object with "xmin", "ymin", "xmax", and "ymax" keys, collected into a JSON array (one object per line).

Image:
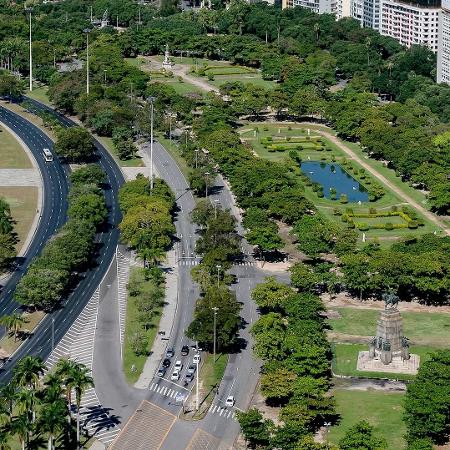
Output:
[{"xmin": 301, "ymin": 161, "xmax": 369, "ymax": 202}]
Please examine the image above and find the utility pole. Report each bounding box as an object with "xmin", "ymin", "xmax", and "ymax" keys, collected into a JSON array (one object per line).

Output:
[
  {"xmin": 90, "ymin": 5, "xmax": 93, "ymax": 22},
  {"xmin": 116, "ymin": 15, "xmax": 119, "ymax": 28},
  {"xmin": 84, "ymin": 28, "xmax": 91, "ymax": 94},
  {"xmin": 194, "ymin": 149, "xmax": 199, "ymax": 169},
  {"xmin": 147, "ymin": 97, "xmax": 156, "ymax": 190},
  {"xmin": 204, "ymin": 171, "xmax": 210, "ymax": 198},
  {"xmin": 104, "ymin": 69, "xmax": 107, "ymax": 84},
  {"xmin": 212, "ymin": 307, "xmax": 219, "ymax": 363},
  {"xmin": 26, "ymin": 7, "xmax": 33, "ymax": 92}
]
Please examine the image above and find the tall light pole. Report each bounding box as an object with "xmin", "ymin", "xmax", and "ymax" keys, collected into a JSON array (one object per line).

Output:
[
  {"xmin": 103, "ymin": 69, "xmax": 107, "ymax": 84},
  {"xmin": 147, "ymin": 96, "xmax": 156, "ymax": 190},
  {"xmin": 26, "ymin": 7, "xmax": 33, "ymax": 92},
  {"xmin": 194, "ymin": 149, "xmax": 199, "ymax": 169},
  {"xmin": 195, "ymin": 341, "xmax": 199, "ymax": 411},
  {"xmin": 212, "ymin": 306, "xmax": 219, "ymax": 363},
  {"xmin": 204, "ymin": 171, "xmax": 210, "ymax": 198},
  {"xmin": 51, "ymin": 317, "xmax": 55, "ymax": 350},
  {"xmin": 84, "ymin": 28, "xmax": 91, "ymax": 95},
  {"xmin": 216, "ymin": 265, "xmax": 221, "ymax": 289}
]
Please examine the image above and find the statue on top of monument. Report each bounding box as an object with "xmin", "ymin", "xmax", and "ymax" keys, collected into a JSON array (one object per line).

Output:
[{"xmin": 382, "ymin": 291, "xmax": 399, "ymax": 309}]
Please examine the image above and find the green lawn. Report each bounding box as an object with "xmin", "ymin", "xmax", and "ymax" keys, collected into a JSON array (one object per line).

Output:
[
  {"xmin": 210, "ymin": 74, "xmax": 277, "ymax": 90},
  {"xmin": 328, "ymin": 308, "xmax": 450, "ymax": 348},
  {"xmin": 198, "ymin": 353, "xmax": 228, "ymax": 412},
  {"xmin": 0, "ymin": 125, "xmax": 33, "ymax": 168},
  {"xmin": 332, "ymin": 343, "xmax": 434, "ymax": 380},
  {"xmin": 157, "ymin": 78, "xmax": 204, "ymax": 96},
  {"xmin": 327, "ymin": 389, "xmax": 406, "ymax": 450},
  {"xmin": 0, "ymin": 186, "xmax": 38, "ymax": 251},
  {"xmin": 26, "ymin": 87, "xmax": 51, "ymax": 105},
  {"xmin": 123, "ymin": 268, "xmax": 164, "ymax": 384}
]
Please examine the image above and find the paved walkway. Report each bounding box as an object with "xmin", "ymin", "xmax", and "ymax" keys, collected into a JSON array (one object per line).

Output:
[
  {"xmin": 0, "ymin": 168, "xmax": 40, "ymax": 186},
  {"xmin": 299, "ymin": 122, "xmax": 450, "ymax": 236}
]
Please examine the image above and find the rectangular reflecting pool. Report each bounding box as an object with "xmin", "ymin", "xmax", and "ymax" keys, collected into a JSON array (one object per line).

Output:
[{"xmin": 301, "ymin": 161, "xmax": 369, "ymax": 202}]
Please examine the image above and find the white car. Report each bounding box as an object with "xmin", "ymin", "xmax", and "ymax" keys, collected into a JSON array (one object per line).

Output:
[
  {"xmin": 170, "ymin": 370, "xmax": 180, "ymax": 381},
  {"xmin": 174, "ymin": 360, "xmax": 183, "ymax": 371},
  {"xmin": 225, "ymin": 396, "xmax": 235, "ymax": 407},
  {"xmin": 193, "ymin": 353, "xmax": 201, "ymax": 364}
]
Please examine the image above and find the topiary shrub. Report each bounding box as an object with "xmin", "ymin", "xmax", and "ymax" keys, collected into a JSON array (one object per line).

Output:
[
  {"xmin": 297, "ymin": 145, "xmax": 303, "ymax": 151},
  {"xmin": 385, "ymin": 222, "xmax": 394, "ymax": 230},
  {"xmin": 347, "ymin": 221, "xmax": 355, "ymax": 229},
  {"xmin": 341, "ymin": 214, "xmax": 348, "ymax": 222},
  {"xmin": 368, "ymin": 194, "xmax": 376, "ymax": 202},
  {"xmin": 317, "ymin": 190, "xmax": 324, "ymax": 198},
  {"xmin": 357, "ymin": 222, "xmax": 369, "ymax": 231},
  {"xmin": 312, "ymin": 183, "xmax": 320, "ymax": 192},
  {"xmin": 266, "ymin": 136, "xmax": 273, "ymax": 142},
  {"xmin": 333, "ymin": 208, "xmax": 342, "ymax": 216},
  {"xmin": 408, "ymin": 220, "xmax": 418, "ymax": 229},
  {"xmin": 331, "ymin": 155, "xmax": 336, "ymax": 162},
  {"xmin": 369, "ymin": 207, "xmax": 377, "ymax": 215},
  {"xmin": 340, "ymin": 194, "xmax": 348, "ymax": 204}
]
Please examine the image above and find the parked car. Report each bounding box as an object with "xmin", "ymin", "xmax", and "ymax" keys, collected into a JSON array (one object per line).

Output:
[
  {"xmin": 181, "ymin": 345, "xmax": 190, "ymax": 356},
  {"xmin": 165, "ymin": 348, "xmax": 174, "ymax": 358},
  {"xmin": 162, "ymin": 358, "xmax": 171, "ymax": 368},
  {"xmin": 193, "ymin": 353, "xmax": 201, "ymax": 364},
  {"xmin": 171, "ymin": 370, "xmax": 180, "ymax": 381},
  {"xmin": 157, "ymin": 367, "xmax": 166, "ymax": 377},
  {"xmin": 185, "ymin": 373, "xmax": 194, "ymax": 383},
  {"xmin": 225, "ymin": 396, "xmax": 235, "ymax": 407},
  {"xmin": 174, "ymin": 360, "xmax": 183, "ymax": 371},
  {"xmin": 187, "ymin": 365, "xmax": 196, "ymax": 375}
]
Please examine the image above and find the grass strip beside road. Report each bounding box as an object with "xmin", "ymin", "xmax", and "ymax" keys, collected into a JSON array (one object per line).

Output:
[{"xmin": 0, "ymin": 125, "xmax": 33, "ymax": 168}]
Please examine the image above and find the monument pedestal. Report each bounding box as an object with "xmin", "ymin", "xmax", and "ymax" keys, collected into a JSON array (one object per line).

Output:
[{"xmin": 357, "ymin": 352, "xmax": 420, "ymax": 375}]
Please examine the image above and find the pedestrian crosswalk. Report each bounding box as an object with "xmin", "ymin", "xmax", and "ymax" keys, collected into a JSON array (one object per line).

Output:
[
  {"xmin": 209, "ymin": 404, "xmax": 237, "ymax": 421},
  {"xmin": 149, "ymin": 382, "xmax": 185, "ymax": 401},
  {"xmin": 178, "ymin": 259, "xmax": 254, "ymax": 267}
]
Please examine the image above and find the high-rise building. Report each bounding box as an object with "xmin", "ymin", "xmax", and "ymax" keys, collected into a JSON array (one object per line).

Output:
[
  {"xmin": 379, "ymin": 0, "xmax": 440, "ymax": 52},
  {"xmin": 438, "ymin": 0, "xmax": 450, "ymax": 82},
  {"xmin": 282, "ymin": 0, "xmax": 337, "ymax": 14}
]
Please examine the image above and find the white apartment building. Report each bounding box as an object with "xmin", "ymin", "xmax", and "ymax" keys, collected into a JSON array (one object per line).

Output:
[
  {"xmin": 379, "ymin": 0, "xmax": 440, "ymax": 52},
  {"xmin": 437, "ymin": 0, "xmax": 450, "ymax": 82},
  {"xmin": 282, "ymin": 0, "xmax": 337, "ymax": 14}
]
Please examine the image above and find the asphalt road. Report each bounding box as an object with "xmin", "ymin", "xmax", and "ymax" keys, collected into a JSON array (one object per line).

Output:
[{"xmin": 0, "ymin": 100, "xmax": 124, "ymax": 383}]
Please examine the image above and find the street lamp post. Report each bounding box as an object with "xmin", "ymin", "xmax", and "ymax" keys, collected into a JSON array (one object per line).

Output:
[
  {"xmin": 103, "ymin": 69, "xmax": 107, "ymax": 84},
  {"xmin": 194, "ymin": 149, "xmax": 199, "ymax": 169},
  {"xmin": 204, "ymin": 171, "xmax": 210, "ymax": 198},
  {"xmin": 147, "ymin": 96, "xmax": 156, "ymax": 190},
  {"xmin": 195, "ymin": 342, "xmax": 200, "ymax": 411},
  {"xmin": 51, "ymin": 317, "xmax": 55, "ymax": 350},
  {"xmin": 216, "ymin": 265, "xmax": 221, "ymax": 289},
  {"xmin": 26, "ymin": 8, "xmax": 33, "ymax": 92},
  {"xmin": 84, "ymin": 28, "xmax": 91, "ymax": 95},
  {"xmin": 212, "ymin": 307, "xmax": 219, "ymax": 363}
]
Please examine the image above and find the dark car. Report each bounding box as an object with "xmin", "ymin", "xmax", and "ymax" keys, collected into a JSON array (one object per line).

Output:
[
  {"xmin": 181, "ymin": 345, "xmax": 190, "ymax": 356},
  {"xmin": 157, "ymin": 367, "xmax": 166, "ymax": 377},
  {"xmin": 165, "ymin": 348, "xmax": 174, "ymax": 358},
  {"xmin": 162, "ymin": 358, "xmax": 171, "ymax": 368},
  {"xmin": 185, "ymin": 373, "xmax": 194, "ymax": 383}
]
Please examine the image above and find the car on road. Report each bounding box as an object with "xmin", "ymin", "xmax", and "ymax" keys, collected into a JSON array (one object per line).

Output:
[
  {"xmin": 225, "ymin": 396, "xmax": 235, "ymax": 407},
  {"xmin": 165, "ymin": 348, "xmax": 174, "ymax": 358},
  {"xmin": 162, "ymin": 358, "xmax": 171, "ymax": 368},
  {"xmin": 157, "ymin": 367, "xmax": 166, "ymax": 377},
  {"xmin": 174, "ymin": 360, "xmax": 183, "ymax": 371},
  {"xmin": 193, "ymin": 353, "xmax": 201, "ymax": 364},
  {"xmin": 187, "ymin": 365, "xmax": 196, "ymax": 375},
  {"xmin": 171, "ymin": 370, "xmax": 180, "ymax": 381},
  {"xmin": 181, "ymin": 345, "xmax": 190, "ymax": 356},
  {"xmin": 185, "ymin": 373, "xmax": 194, "ymax": 383}
]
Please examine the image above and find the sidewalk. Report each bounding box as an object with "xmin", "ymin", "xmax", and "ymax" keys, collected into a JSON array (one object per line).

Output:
[{"xmin": 134, "ymin": 249, "xmax": 179, "ymax": 389}]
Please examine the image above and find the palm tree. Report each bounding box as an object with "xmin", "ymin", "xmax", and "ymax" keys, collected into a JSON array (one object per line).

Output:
[
  {"xmin": 66, "ymin": 364, "xmax": 94, "ymax": 448},
  {"xmin": 9, "ymin": 414, "xmax": 29, "ymax": 450},
  {"xmin": 13, "ymin": 356, "xmax": 46, "ymax": 390},
  {"xmin": 55, "ymin": 358, "xmax": 78, "ymax": 425},
  {"xmin": 0, "ymin": 384, "xmax": 17, "ymax": 422},
  {"xmin": 0, "ymin": 429, "xmax": 10, "ymax": 450},
  {"xmin": 39, "ymin": 400, "xmax": 66, "ymax": 450},
  {"xmin": 0, "ymin": 314, "xmax": 26, "ymax": 341},
  {"xmin": 43, "ymin": 373, "xmax": 64, "ymax": 404}
]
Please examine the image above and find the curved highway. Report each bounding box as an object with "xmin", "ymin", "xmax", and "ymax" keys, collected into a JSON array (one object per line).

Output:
[
  {"xmin": 0, "ymin": 101, "xmax": 124, "ymax": 383},
  {"xmin": 0, "ymin": 105, "xmax": 68, "ymax": 323}
]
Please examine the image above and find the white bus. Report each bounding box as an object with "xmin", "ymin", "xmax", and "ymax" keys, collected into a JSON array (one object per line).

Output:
[{"xmin": 43, "ymin": 148, "xmax": 53, "ymax": 162}]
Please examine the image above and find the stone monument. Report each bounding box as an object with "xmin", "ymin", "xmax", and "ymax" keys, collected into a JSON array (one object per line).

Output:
[
  {"xmin": 357, "ymin": 292, "xmax": 420, "ymax": 375},
  {"xmin": 100, "ymin": 10, "xmax": 109, "ymax": 28},
  {"xmin": 162, "ymin": 44, "xmax": 174, "ymax": 70}
]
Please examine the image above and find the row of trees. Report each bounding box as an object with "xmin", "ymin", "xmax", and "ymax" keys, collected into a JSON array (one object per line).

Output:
[
  {"xmin": 237, "ymin": 276, "xmax": 335, "ymax": 449},
  {"xmin": 186, "ymin": 201, "xmax": 242, "ymax": 351},
  {"xmin": 14, "ymin": 165, "xmax": 107, "ymax": 311},
  {"xmin": 0, "ymin": 355, "xmax": 93, "ymax": 449},
  {"xmin": 0, "ymin": 197, "xmax": 17, "ymax": 272}
]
